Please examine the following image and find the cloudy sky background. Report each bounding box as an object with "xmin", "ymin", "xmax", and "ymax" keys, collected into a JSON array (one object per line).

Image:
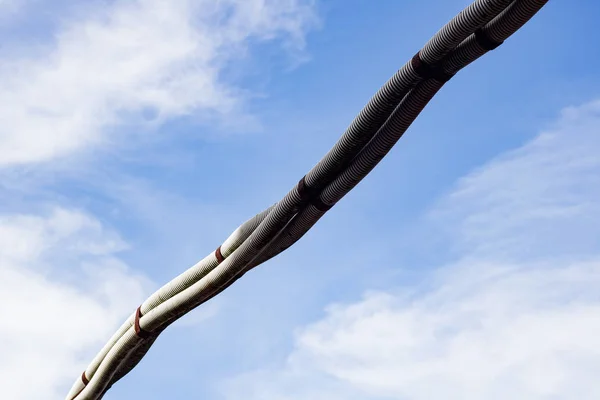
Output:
[{"xmin": 1, "ymin": 0, "xmax": 599, "ymax": 399}]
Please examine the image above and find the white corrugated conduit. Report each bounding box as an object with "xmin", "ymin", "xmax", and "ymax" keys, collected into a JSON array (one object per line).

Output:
[{"xmin": 66, "ymin": 1, "xmax": 550, "ymax": 398}]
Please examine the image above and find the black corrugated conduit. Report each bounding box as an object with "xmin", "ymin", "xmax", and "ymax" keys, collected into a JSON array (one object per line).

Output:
[
  {"xmin": 66, "ymin": 1, "xmax": 549, "ymax": 398},
  {"xmin": 249, "ymin": 0, "xmax": 548, "ymax": 269}
]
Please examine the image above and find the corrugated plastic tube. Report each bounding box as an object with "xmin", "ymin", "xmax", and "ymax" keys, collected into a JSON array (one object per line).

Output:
[
  {"xmin": 65, "ymin": 205, "xmax": 274, "ymax": 400},
  {"xmin": 249, "ymin": 0, "xmax": 548, "ymax": 269},
  {"xmin": 67, "ymin": 1, "xmax": 550, "ymax": 398}
]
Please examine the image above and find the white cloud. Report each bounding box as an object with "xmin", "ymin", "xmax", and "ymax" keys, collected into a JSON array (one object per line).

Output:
[
  {"xmin": 0, "ymin": 0, "xmax": 317, "ymax": 166},
  {"xmin": 223, "ymin": 100, "xmax": 600, "ymax": 400},
  {"xmin": 430, "ymin": 99, "xmax": 600, "ymax": 263},
  {"xmin": 0, "ymin": 208, "xmax": 151, "ymax": 400}
]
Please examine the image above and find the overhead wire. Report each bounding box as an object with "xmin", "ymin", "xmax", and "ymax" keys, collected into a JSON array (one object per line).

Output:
[{"xmin": 66, "ymin": 1, "xmax": 550, "ymax": 398}]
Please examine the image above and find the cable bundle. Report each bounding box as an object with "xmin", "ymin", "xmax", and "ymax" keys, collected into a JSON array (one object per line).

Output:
[{"xmin": 66, "ymin": 1, "xmax": 550, "ymax": 398}]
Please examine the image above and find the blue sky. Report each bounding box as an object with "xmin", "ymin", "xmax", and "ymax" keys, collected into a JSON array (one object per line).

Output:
[{"xmin": 1, "ymin": 0, "xmax": 599, "ymax": 399}]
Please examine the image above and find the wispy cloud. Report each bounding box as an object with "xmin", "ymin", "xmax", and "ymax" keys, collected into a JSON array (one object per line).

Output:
[
  {"xmin": 0, "ymin": 2, "xmax": 319, "ymax": 398},
  {"xmin": 430, "ymin": 99, "xmax": 600, "ymax": 263},
  {"xmin": 0, "ymin": 0, "xmax": 317, "ymax": 166},
  {"xmin": 0, "ymin": 208, "xmax": 151, "ymax": 400},
  {"xmin": 222, "ymin": 100, "xmax": 600, "ymax": 400}
]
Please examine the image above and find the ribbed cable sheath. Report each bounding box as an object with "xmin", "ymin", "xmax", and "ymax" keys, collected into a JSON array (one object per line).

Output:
[
  {"xmin": 249, "ymin": 205, "xmax": 326, "ymax": 268},
  {"xmin": 321, "ymin": 0, "xmax": 549, "ymax": 208},
  {"xmin": 67, "ymin": 1, "xmax": 550, "ymax": 399},
  {"xmin": 69, "ymin": 0, "xmax": 540, "ymax": 396},
  {"xmin": 73, "ymin": 215, "xmax": 297, "ymax": 399},
  {"xmin": 249, "ymin": 83, "xmax": 444, "ymax": 269},
  {"xmin": 84, "ymin": 204, "xmax": 279, "ymax": 393},
  {"xmin": 443, "ymin": 0, "xmax": 549, "ymax": 74},
  {"xmin": 322, "ymin": 80, "xmax": 443, "ymax": 205},
  {"xmin": 419, "ymin": 0, "xmax": 510, "ymax": 63},
  {"xmin": 485, "ymin": 0, "xmax": 548, "ymax": 42},
  {"xmin": 302, "ymin": 0, "xmax": 513, "ymax": 191},
  {"xmin": 66, "ymin": 206, "xmax": 274, "ymax": 400},
  {"xmin": 76, "ymin": 330, "xmax": 142, "ymax": 399},
  {"xmin": 139, "ymin": 204, "xmax": 275, "ymax": 314},
  {"xmin": 252, "ymin": 0, "xmax": 548, "ymax": 267},
  {"xmin": 103, "ymin": 331, "xmax": 161, "ymax": 391},
  {"xmin": 243, "ymin": 1, "xmax": 521, "ymax": 268}
]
